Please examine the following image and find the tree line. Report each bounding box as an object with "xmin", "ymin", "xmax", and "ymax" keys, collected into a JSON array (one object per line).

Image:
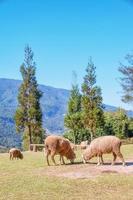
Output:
[
  {"xmin": 64, "ymin": 56, "xmax": 133, "ymax": 143},
  {"xmin": 14, "ymin": 46, "xmax": 133, "ymax": 149}
]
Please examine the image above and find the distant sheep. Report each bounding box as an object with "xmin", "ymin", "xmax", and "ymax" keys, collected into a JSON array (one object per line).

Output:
[
  {"xmin": 80, "ymin": 140, "xmax": 88, "ymax": 150},
  {"xmin": 44, "ymin": 135, "xmax": 76, "ymax": 166},
  {"xmin": 82, "ymin": 136, "xmax": 125, "ymax": 166},
  {"xmin": 69, "ymin": 142, "xmax": 78, "ymax": 151},
  {"xmin": 9, "ymin": 148, "xmax": 23, "ymax": 160}
]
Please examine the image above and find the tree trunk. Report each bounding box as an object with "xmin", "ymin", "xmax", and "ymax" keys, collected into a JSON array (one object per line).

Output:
[{"xmin": 28, "ymin": 125, "xmax": 32, "ymax": 144}]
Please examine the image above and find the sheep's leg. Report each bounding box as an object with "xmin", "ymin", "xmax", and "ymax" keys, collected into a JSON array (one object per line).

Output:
[
  {"xmin": 61, "ymin": 156, "xmax": 65, "ymax": 165},
  {"xmin": 51, "ymin": 155, "xmax": 57, "ymax": 165},
  {"xmin": 97, "ymin": 156, "xmax": 101, "ymax": 166},
  {"xmin": 111, "ymin": 152, "xmax": 117, "ymax": 165},
  {"xmin": 51, "ymin": 151, "xmax": 57, "ymax": 165},
  {"xmin": 117, "ymin": 152, "xmax": 126, "ymax": 166},
  {"xmin": 9, "ymin": 153, "xmax": 12, "ymax": 160},
  {"xmin": 60, "ymin": 156, "xmax": 65, "ymax": 165},
  {"xmin": 59, "ymin": 156, "xmax": 62, "ymax": 165},
  {"xmin": 100, "ymin": 155, "xmax": 104, "ymax": 165},
  {"xmin": 46, "ymin": 153, "xmax": 50, "ymax": 166},
  {"xmin": 45, "ymin": 148, "xmax": 50, "ymax": 166},
  {"xmin": 12, "ymin": 154, "xmax": 14, "ymax": 160}
]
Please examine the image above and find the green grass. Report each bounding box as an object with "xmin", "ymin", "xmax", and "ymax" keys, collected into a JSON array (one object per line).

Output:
[{"xmin": 0, "ymin": 145, "xmax": 133, "ymax": 200}]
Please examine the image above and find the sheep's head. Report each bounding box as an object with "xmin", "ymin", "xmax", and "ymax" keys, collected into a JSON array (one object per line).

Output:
[
  {"xmin": 19, "ymin": 153, "xmax": 23, "ymax": 159},
  {"xmin": 82, "ymin": 147, "xmax": 93, "ymax": 163},
  {"xmin": 67, "ymin": 151, "xmax": 76, "ymax": 164}
]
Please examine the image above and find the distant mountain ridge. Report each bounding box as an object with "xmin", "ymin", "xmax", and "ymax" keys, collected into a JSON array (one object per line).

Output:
[
  {"xmin": 103, "ymin": 104, "xmax": 133, "ymax": 118},
  {"xmin": 0, "ymin": 78, "xmax": 133, "ymax": 148}
]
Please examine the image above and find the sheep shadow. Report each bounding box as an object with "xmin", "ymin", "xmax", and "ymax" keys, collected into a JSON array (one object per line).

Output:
[
  {"xmin": 66, "ymin": 161, "xmax": 133, "ymax": 166},
  {"xmin": 65, "ymin": 161, "xmax": 83, "ymax": 165},
  {"xmin": 93, "ymin": 161, "xmax": 133, "ymax": 166}
]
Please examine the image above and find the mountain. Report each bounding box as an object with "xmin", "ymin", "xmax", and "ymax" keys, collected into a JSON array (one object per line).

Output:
[{"xmin": 0, "ymin": 78, "xmax": 133, "ymax": 148}]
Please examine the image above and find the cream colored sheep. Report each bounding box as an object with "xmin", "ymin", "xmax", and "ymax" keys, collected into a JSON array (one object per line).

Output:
[{"xmin": 82, "ymin": 136, "xmax": 125, "ymax": 166}]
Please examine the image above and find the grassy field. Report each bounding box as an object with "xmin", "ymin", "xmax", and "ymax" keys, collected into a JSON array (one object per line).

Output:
[{"xmin": 0, "ymin": 144, "xmax": 133, "ymax": 200}]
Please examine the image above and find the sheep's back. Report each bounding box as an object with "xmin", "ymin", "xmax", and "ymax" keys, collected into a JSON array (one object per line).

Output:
[{"xmin": 90, "ymin": 136, "xmax": 121, "ymax": 154}]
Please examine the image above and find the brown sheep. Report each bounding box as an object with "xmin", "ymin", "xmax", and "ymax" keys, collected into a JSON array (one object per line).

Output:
[
  {"xmin": 44, "ymin": 135, "xmax": 76, "ymax": 166},
  {"xmin": 82, "ymin": 136, "xmax": 125, "ymax": 166},
  {"xmin": 9, "ymin": 148, "xmax": 23, "ymax": 160}
]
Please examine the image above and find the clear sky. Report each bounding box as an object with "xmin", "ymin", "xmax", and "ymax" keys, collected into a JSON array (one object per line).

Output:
[{"xmin": 0, "ymin": 0, "xmax": 133, "ymax": 109}]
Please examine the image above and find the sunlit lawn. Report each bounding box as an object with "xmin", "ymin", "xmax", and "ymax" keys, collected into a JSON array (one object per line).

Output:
[{"xmin": 0, "ymin": 144, "xmax": 133, "ymax": 200}]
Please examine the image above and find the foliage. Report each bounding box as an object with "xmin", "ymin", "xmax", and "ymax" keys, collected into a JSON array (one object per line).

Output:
[
  {"xmin": 14, "ymin": 45, "xmax": 44, "ymax": 148},
  {"xmin": 119, "ymin": 54, "xmax": 133, "ymax": 103},
  {"xmin": 64, "ymin": 128, "xmax": 90, "ymax": 144},
  {"xmin": 113, "ymin": 108, "xmax": 128, "ymax": 138},
  {"xmin": 128, "ymin": 118, "xmax": 133, "ymax": 137},
  {"xmin": 104, "ymin": 108, "xmax": 130, "ymax": 139},
  {"xmin": 81, "ymin": 58, "xmax": 104, "ymax": 140},
  {"xmin": 118, "ymin": 54, "xmax": 133, "ymax": 138},
  {"xmin": 64, "ymin": 73, "xmax": 83, "ymax": 143},
  {"xmin": 104, "ymin": 112, "xmax": 115, "ymax": 136}
]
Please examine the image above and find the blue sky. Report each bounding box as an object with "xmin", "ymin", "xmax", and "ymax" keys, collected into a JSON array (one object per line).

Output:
[{"xmin": 0, "ymin": 0, "xmax": 133, "ymax": 109}]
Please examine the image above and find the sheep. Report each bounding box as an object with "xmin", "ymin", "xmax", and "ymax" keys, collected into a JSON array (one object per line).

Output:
[
  {"xmin": 80, "ymin": 140, "xmax": 88, "ymax": 150},
  {"xmin": 82, "ymin": 136, "xmax": 125, "ymax": 166},
  {"xmin": 9, "ymin": 148, "xmax": 23, "ymax": 160},
  {"xmin": 44, "ymin": 135, "xmax": 76, "ymax": 166}
]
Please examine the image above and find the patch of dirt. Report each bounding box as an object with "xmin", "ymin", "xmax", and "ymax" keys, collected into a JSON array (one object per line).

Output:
[{"xmin": 36, "ymin": 158, "xmax": 133, "ymax": 179}]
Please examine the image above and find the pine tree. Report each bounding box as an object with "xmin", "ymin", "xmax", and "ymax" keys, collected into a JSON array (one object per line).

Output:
[
  {"xmin": 64, "ymin": 72, "xmax": 83, "ymax": 144},
  {"xmin": 81, "ymin": 58, "xmax": 104, "ymax": 141},
  {"xmin": 14, "ymin": 45, "xmax": 44, "ymax": 149}
]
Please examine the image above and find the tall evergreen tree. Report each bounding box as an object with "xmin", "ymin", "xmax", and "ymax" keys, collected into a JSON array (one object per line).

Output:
[
  {"xmin": 14, "ymin": 45, "xmax": 44, "ymax": 149},
  {"xmin": 64, "ymin": 72, "xmax": 83, "ymax": 144},
  {"xmin": 81, "ymin": 58, "xmax": 104, "ymax": 141}
]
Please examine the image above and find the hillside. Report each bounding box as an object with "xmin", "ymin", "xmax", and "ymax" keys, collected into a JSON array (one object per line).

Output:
[{"xmin": 0, "ymin": 78, "xmax": 133, "ymax": 148}]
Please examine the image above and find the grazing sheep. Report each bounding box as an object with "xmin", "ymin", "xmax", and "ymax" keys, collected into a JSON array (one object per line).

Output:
[
  {"xmin": 82, "ymin": 136, "xmax": 125, "ymax": 166},
  {"xmin": 80, "ymin": 140, "xmax": 88, "ymax": 150},
  {"xmin": 44, "ymin": 135, "xmax": 76, "ymax": 166},
  {"xmin": 9, "ymin": 148, "xmax": 23, "ymax": 160}
]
